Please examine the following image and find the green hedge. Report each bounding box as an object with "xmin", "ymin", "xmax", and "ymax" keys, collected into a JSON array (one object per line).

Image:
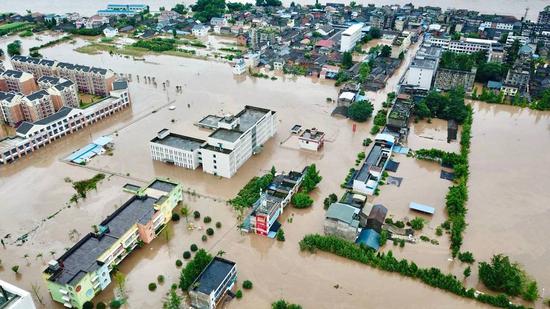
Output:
[{"xmin": 299, "ymin": 234, "xmax": 525, "ymax": 309}]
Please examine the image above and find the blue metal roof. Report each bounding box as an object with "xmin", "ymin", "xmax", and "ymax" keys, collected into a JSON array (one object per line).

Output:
[
  {"xmin": 356, "ymin": 229, "xmax": 380, "ymax": 251},
  {"xmin": 409, "ymin": 202, "xmax": 435, "ymax": 214}
]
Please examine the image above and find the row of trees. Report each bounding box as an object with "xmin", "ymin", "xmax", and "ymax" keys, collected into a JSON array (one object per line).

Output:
[
  {"xmin": 229, "ymin": 173, "xmax": 274, "ymax": 208},
  {"xmin": 299, "ymin": 234, "xmax": 527, "ymax": 308},
  {"xmin": 133, "ymin": 38, "xmax": 176, "ymax": 52},
  {"xmin": 415, "ymin": 106, "xmax": 472, "ymax": 257}
]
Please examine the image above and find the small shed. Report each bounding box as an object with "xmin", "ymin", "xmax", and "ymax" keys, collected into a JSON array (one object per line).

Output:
[
  {"xmin": 356, "ymin": 229, "xmax": 380, "ymax": 251},
  {"xmin": 447, "ymin": 119, "xmax": 458, "ymax": 142},
  {"xmin": 409, "ymin": 202, "xmax": 435, "ymax": 215}
]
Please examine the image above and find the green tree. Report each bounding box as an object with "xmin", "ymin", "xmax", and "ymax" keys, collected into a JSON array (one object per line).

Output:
[
  {"xmin": 522, "ymin": 281, "xmax": 539, "ymax": 302},
  {"xmin": 301, "ymin": 164, "xmax": 322, "ymax": 193},
  {"xmin": 82, "ymin": 301, "xmax": 94, "ymax": 309},
  {"xmin": 179, "ymin": 249, "xmax": 213, "ymax": 290},
  {"xmin": 7, "ymin": 40, "xmax": 21, "ymax": 56},
  {"xmin": 192, "ymin": 0, "xmax": 226, "ymax": 22},
  {"xmin": 276, "ymin": 229, "xmax": 285, "ymax": 241},
  {"xmin": 272, "ymin": 299, "xmax": 303, "ymax": 309},
  {"xmin": 368, "ymin": 27, "xmax": 381, "ymax": 39},
  {"xmin": 242, "ymin": 280, "xmax": 253, "ymax": 289},
  {"xmin": 358, "ymin": 62, "xmax": 370, "ymax": 83},
  {"xmin": 506, "ymin": 39, "xmax": 520, "ymax": 65},
  {"xmin": 379, "ymin": 230, "xmax": 388, "ymax": 246},
  {"xmin": 463, "ymin": 266, "xmax": 471, "ymax": 278},
  {"xmin": 398, "ymin": 51, "xmax": 405, "ymax": 60},
  {"xmin": 348, "ymin": 100, "xmax": 374, "ymax": 122},
  {"xmin": 380, "ymin": 45, "xmax": 391, "ymax": 57},
  {"xmin": 256, "ymin": 0, "xmax": 282, "ymax": 7},
  {"xmin": 458, "ymin": 251, "xmax": 475, "ymax": 264},
  {"xmin": 478, "ymin": 254, "xmax": 524, "ymax": 296},
  {"xmin": 341, "ymin": 51, "xmax": 353, "ymax": 69},
  {"xmin": 291, "ymin": 192, "xmax": 313, "ymax": 208},
  {"xmin": 163, "ymin": 289, "xmax": 182, "ymax": 309},
  {"xmin": 409, "ymin": 217, "xmax": 425, "ymax": 230}
]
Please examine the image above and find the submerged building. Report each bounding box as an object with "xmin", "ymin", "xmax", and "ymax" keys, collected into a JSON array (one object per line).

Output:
[
  {"xmin": 0, "ymin": 80, "xmax": 130, "ymax": 164},
  {"xmin": 242, "ymin": 169, "xmax": 305, "ymax": 237},
  {"xmin": 352, "ymin": 134, "xmax": 395, "ymax": 195},
  {"xmin": 189, "ymin": 257, "xmax": 237, "ymax": 309},
  {"xmin": 0, "ymin": 280, "xmax": 36, "ymax": 309},
  {"xmin": 43, "ymin": 179, "xmax": 183, "ymax": 308},
  {"xmin": 150, "ymin": 106, "xmax": 277, "ymax": 178}
]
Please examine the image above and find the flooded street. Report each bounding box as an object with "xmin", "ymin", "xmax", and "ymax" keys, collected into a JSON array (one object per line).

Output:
[
  {"xmin": 0, "ymin": 30, "xmax": 548, "ymax": 309},
  {"xmin": 0, "ymin": 0, "xmax": 546, "ymax": 20}
]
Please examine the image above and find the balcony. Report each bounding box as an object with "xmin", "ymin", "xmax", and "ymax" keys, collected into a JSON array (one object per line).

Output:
[
  {"xmin": 62, "ymin": 295, "xmax": 70, "ymax": 302},
  {"xmin": 60, "ymin": 289, "xmax": 68, "ymax": 295}
]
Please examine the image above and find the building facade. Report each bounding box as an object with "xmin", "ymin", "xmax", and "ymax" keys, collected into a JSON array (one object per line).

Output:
[
  {"xmin": 153, "ymin": 106, "xmax": 277, "ymax": 178},
  {"xmin": 0, "ymin": 81, "xmax": 130, "ymax": 164},
  {"xmin": 340, "ymin": 23, "xmax": 364, "ymax": 52},
  {"xmin": 324, "ymin": 202, "xmax": 360, "ymax": 241},
  {"xmin": 43, "ymin": 179, "xmax": 182, "ymax": 308},
  {"xmin": 150, "ymin": 129, "xmax": 205, "ymax": 169},
  {"xmin": 0, "ymin": 70, "xmax": 37, "ymax": 95},
  {"xmin": 11, "ymin": 56, "xmax": 116, "ymax": 96}
]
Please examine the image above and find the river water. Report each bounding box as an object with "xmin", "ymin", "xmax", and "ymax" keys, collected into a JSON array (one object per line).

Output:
[
  {"xmin": 0, "ymin": 31, "xmax": 549, "ymax": 308},
  {"xmin": 0, "ymin": 0, "xmax": 546, "ymax": 21}
]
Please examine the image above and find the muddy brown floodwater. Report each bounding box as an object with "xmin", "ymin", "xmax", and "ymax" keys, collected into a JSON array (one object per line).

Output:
[{"xmin": 0, "ymin": 33, "xmax": 548, "ymax": 309}]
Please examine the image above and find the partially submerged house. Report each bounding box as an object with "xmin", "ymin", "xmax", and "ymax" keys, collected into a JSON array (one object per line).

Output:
[
  {"xmin": 242, "ymin": 170, "xmax": 305, "ymax": 237},
  {"xmin": 352, "ymin": 134, "xmax": 395, "ymax": 195},
  {"xmin": 324, "ymin": 202, "xmax": 360, "ymax": 241},
  {"xmin": 189, "ymin": 257, "xmax": 237, "ymax": 309},
  {"xmin": 298, "ymin": 128, "xmax": 325, "ymax": 151}
]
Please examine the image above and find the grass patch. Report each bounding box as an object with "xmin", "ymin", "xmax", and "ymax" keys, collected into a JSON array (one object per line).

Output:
[{"xmin": 79, "ymin": 93, "xmax": 105, "ymax": 109}]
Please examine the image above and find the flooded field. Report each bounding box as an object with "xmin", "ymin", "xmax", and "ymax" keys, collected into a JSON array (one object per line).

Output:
[
  {"xmin": 0, "ymin": 32, "xmax": 548, "ymax": 309},
  {"xmin": 0, "ymin": 0, "xmax": 545, "ymax": 20}
]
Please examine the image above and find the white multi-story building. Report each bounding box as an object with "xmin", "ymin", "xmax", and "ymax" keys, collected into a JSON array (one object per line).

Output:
[
  {"xmin": 150, "ymin": 129, "xmax": 205, "ymax": 169},
  {"xmin": 340, "ymin": 23, "xmax": 364, "ymax": 52},
  {"xmin": 425, "ymin": 36, "xmax": 497, "ymax": 54},
  {"xmin": 0, "ymin": 80, "xmax": 130, "ymax": 164},
  {"xmin": 402, "ymin": 58, "xmax": 438, "ymax": 90},
  {"xmin": 151, "ymin": 106, "xmax": 277, "ymax": 178},
  {"xmin": 479, "ymin": 21, "xmax": 514, "ymax": 31},
  {"xmin": 0, "ymin": 279, "xmax": 36, "ymax": 309}
]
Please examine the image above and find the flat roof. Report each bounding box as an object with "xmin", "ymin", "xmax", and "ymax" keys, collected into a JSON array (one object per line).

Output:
[
  {"xmin": 191, "ymin": 257, "xmax": 236, "ymax": 294},
  {"xmin": 151, "ymin": 133, "xmax": 205, "ymax": 152},
  {"xmin": 148, "ymin": 179, "xmax": 177, "ymax": 193},
  {"xmin": 326, "ymin": 202, "xmax": 360, "ymax": 226},
  {"xmin": 99, "ymin": 195, "xmax": 158, "ymax": 238},
  {"xmin": 342, "ymin": 23, "xmax": 364, "ymax": 35},
  {"xmin": 198, "ymin": 115, "xmax": 223, "ymax": 128},
  {"xmin": 53, "ymin": 233, "xmax": 118, "ymax": 285},
  {"xmin": 209, "ymin": 128, "xmax": 242, "ymax": 143},
  {"xmin": 234, "ymin": 105, "xmax": 270, "ymax": 132}
]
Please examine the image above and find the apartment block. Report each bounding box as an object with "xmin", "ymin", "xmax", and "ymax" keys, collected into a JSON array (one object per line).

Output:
[
  {"xmin": 0, "ymin": 92, "xmax": 24, "ymax": 127},
  {"xmin": 11, "ymin": 56, "xmax": 116, "ymax": 96},
  {"xmin": 38, "ymin": 76, "xmax": 80, "ymax": 109},
  {"xmin": 0, "ymin": 70, "xmax": 38, "ymax": 95},
  {"xmin": 189, "ymin": 257, "xmax": 237, "ymax": 309},
  {"xmin": 0, "ymin": 80, "xmax": 130, "ymax": 164},
  {"xmin": 43, "ymin": 179, "xmax": 183, "ymax": 309},
  {"xmin": 340, "ymin": 23, "xmax": 364, "ymax": 52},
  {"xmin": 10, "ymin": 55, "xmax": 56, "ymax": 78},
  {"xmin": 152, "ymin": 106, "xmax": 277, "ymax": 178},
  {"xmin": 21, "ymin": 90, "xmax": 55, "ymax": 122},
  {"xmin": 0, "ymin": 279, "xmax": 36, "ymax": 309}
]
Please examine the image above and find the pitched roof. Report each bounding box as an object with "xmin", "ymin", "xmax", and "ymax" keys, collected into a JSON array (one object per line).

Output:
[{"xmin": 326, "ymin": 202, "xmax": 360, "ymax": 227}]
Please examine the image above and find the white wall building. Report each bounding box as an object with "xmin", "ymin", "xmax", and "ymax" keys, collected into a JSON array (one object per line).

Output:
[
  {"xmin": 340, "ymin": 23, "xmax": 364, "ymax": 52},
  {"xmin": 200, "ymin": 106, "xmax": 277, "ymax": 178},
  {"xmin": 151, "ymin": 106, "xmax": 277, "ymax": 178},
  {"xmin": 150, "ymin": 129, "xmax": 205, "ymax": 169},
  {"xmin": 425, "ymin": 36, "xmax": 497, "ymax": 54},
  {"xmin": 0, "ymin": 279, "xmax": 36, "ymax": 309},
  {"xmin": 402, "ymin": 58, "xmax": 438, "ymax": 90}
]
